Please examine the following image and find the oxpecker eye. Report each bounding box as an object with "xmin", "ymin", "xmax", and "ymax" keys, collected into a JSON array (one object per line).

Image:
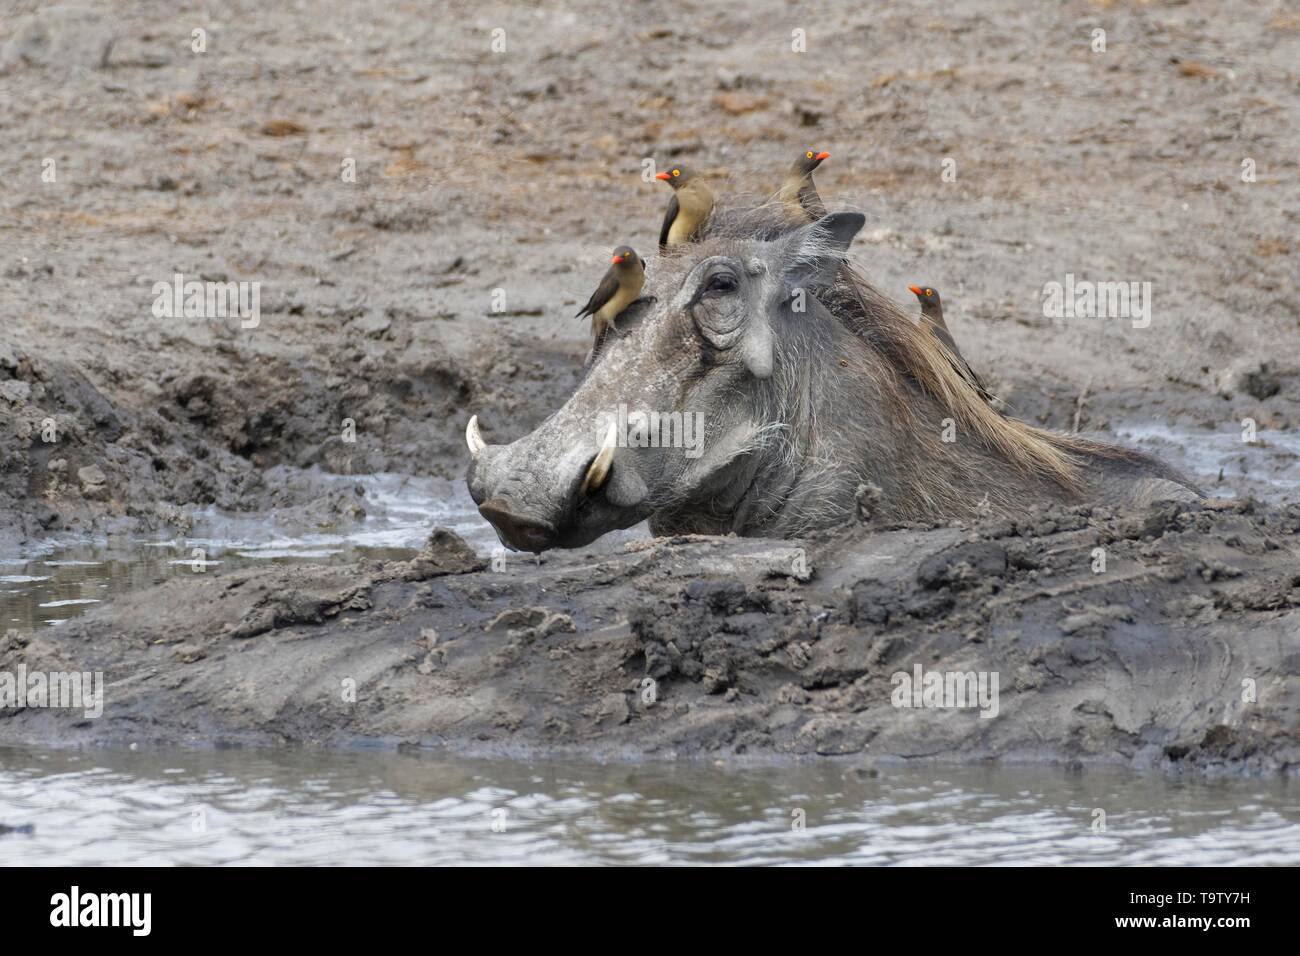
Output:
[
  {"xmin": 925, "ymin": 288, "xmax": 934, "ymax": 297},
  {"xmin": 806, "ymin": 151, "xmax": 814, "ymax": 159},
  {"xmin": 672, "ymin": 169, "xmax": 680, "ymax": 177}
]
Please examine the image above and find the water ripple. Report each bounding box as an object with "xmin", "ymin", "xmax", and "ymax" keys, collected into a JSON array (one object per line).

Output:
[{"xmin": 0, "ymin": 748, "xmax": 1296, "ymax": 866}]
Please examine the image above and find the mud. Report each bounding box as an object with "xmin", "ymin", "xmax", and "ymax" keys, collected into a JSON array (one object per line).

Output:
[
  {"xmin": 1, "ymin": 2, "xmax": 1298, "ymax": 771},
  {"xmin": 3, "ymin": 0, "xmax": 1299, "ymax": 541},
  {"xmin": 2, "ymin": 501, "xmax": 1297, "ymax": 776}
]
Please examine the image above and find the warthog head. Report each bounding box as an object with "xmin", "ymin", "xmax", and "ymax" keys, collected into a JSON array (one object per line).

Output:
[{"xmin": 467, "ymin": 212, "xmax": 871, "ymax": 551}]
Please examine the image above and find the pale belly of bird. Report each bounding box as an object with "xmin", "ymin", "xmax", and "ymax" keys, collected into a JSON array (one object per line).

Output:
[{"xmin": 667, "ymin": 215, "xmax": 698, "ymax": 246}]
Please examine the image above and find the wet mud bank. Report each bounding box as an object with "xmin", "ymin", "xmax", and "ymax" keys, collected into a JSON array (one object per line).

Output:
[{"xmin": 3, "ymin": 501, "xmax": 1297, "ymax": 777}]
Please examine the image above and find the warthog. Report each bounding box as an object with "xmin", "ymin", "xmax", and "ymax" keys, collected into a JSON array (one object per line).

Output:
[{"xmin": 467, "ymin": 208, "xmax": 1198, "ymax": 551}]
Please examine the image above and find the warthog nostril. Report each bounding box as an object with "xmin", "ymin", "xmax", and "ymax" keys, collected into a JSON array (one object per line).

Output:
[{"xmin": 478, "ymin": 497, "xmax": 557, "ymax": 553}]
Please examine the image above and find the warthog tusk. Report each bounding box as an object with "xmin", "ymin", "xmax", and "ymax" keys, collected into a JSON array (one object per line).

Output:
[
  {"xmin": 580, "ymin": 422, "xmax": 618, "ymax": 496},
  {"xmin": 466, "ymin": 415, "xmax": 486, "ymax": 457}
]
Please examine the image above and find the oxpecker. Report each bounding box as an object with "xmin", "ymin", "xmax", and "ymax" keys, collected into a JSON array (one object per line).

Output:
[
  {"xmin": 781, "ymin": 149, "xmax": 830, "ymax": 221},
  {"xmin": 909, "ymin": 284, "xmax": 992, "ymax": 401},
  {"xmin": 655, "ymin": 164, "xmax": 714, "ymax": 252},
  {"xmin": 576, "ymin": 245, "xmax": 645, "ymax": 364}
]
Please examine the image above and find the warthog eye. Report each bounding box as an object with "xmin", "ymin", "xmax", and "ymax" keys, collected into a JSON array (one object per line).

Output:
[
  {"xmin": 688, "ymin": 258, "xmax": 746, "ymax": 352},
  {"xmin": 703, "ymin": 272, "xmax": 738, "ymax": 296}
]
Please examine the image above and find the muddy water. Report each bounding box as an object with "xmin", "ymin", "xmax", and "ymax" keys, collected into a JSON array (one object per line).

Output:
[
  {"xmin": 0, "ymin": 473, "xmax": 489, "ymax": 632},
  {"xmin": 3, "ymin": 424, "xmax": 1290, "ymax": 633},
  {"xmin": 1, "ymin": 445, "xmax": 1295, "ymax": 866},
  {"xmin": 1, "ymin": 472, "xmax": 648, "ymax": 632},
  {"xmin": 0, "ymin": 747, "xmax": 1295, "ymax": 866},
  {"xmin": 1112, "ymin": 422, "xmax": 1300, "ymax": 498}
]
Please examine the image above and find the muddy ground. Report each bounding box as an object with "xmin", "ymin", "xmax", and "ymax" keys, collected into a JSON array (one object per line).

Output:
[
  {"xmin": 0, "ymin": 1, "xmax": 1297, "ymax": 771},
  {"xmin": 2, "ymin": 502, "xmax": 1298, "ymax": 776},
  {"xmin": 2, "ymin": 0, "xmax": 1299, "ymax": 540}
]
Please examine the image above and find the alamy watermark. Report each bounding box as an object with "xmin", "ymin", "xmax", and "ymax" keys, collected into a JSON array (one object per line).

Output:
[
  {"xmin": 1042, "ymin": 273, "xmax": 1151, "ymax": 329},
  {"xmin": 596, "ymin": 404, "xmax": 705, "ymax": 458},
  {"xmin": 0, "ymin": 664, "xmax": 103, "ymax": 718},
  {"xmin": 50, "ymin": 886, "xmax": 151, "ymax": 936},
  {"xmin": 152, "ymin": 273, "xmax": 260, "ymax": 329},
  {"xmin": 891, "ymin": 663, "xmax": 999, "ymax": 718}
]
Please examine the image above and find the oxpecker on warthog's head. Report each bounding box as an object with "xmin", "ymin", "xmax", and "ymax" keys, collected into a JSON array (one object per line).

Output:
[{"xmin": 466, "ymin": 212, "xmax": 867, "ymax": 551}]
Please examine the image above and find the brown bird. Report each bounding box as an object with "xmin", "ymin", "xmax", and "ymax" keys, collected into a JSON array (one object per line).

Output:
[
  {"xmin": 908, "ymin": 284, "xmax": 992, "ymax": 401},
  {"xmin": 576, "ymin": 245, "xmax": 645, "ymax": 364},
  {"xmin": 655, "ymin": 164, "xmax": 714, "ymax": 251},
  {"xmin": 780, "ymin": 149, "xmax": 830, "ymax": 221}
]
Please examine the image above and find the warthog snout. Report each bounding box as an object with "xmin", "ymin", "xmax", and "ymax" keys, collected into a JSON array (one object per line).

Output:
[
  {"xmin": 467, "ymin": 416, "xmax": 637, "ymax": 552},
  {"xmin": 476, "ymin": 497, "xmax": 557, "ymax": 552}
]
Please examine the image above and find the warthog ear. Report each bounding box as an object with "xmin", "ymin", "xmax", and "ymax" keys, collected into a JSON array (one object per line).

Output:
[{"xmin": 781, "ymin": 212, "xmax": 866, "ymax": 292}]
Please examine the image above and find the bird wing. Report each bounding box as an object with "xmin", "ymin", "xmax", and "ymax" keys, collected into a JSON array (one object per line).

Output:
[
  {"xmin": 798, "ymin": 181, "xmax": 827, "ymax": 220},
  {"xmin": 575, "ymin": 269, "xmax": 621, "ymax": 319},
  {"xmin": 962, "ymin": 361, "xmax": 992, "ymax": 402},
  {"xmin": 923, "ymin": 314, "xmax": 962, "ymax": 359},
  {"xmin": 658, "ymin": 193, "xmax": 679, "ymax": 252},
  {"xmin": 924, "ymin": 315, "xmax": 993, "ymax": 401}
]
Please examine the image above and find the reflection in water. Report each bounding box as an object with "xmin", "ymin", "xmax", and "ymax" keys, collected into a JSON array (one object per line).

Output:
[
  {"xmin": 1112, "ymin": 421, "xmax": 1300, "ymax": 497},
  {"xmin": 0, "ymin": 471, "xmax": 647, "ymax": 633},
  {"xmin": 0, "ymin": 473, "xmax": 486, "ymax": 632},
  {"xmin": 0, "ymin": 747, "xmax": 1296, "ymax": 866},
  {"xmin": 0, "ymin": 539, "xmax": 420, "ymax": 632}
]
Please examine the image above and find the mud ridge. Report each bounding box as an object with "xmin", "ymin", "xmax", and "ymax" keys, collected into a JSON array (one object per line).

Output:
[{"xmin": 2, "ymin": 500, "xmax": 1295, "ymax": 777}]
